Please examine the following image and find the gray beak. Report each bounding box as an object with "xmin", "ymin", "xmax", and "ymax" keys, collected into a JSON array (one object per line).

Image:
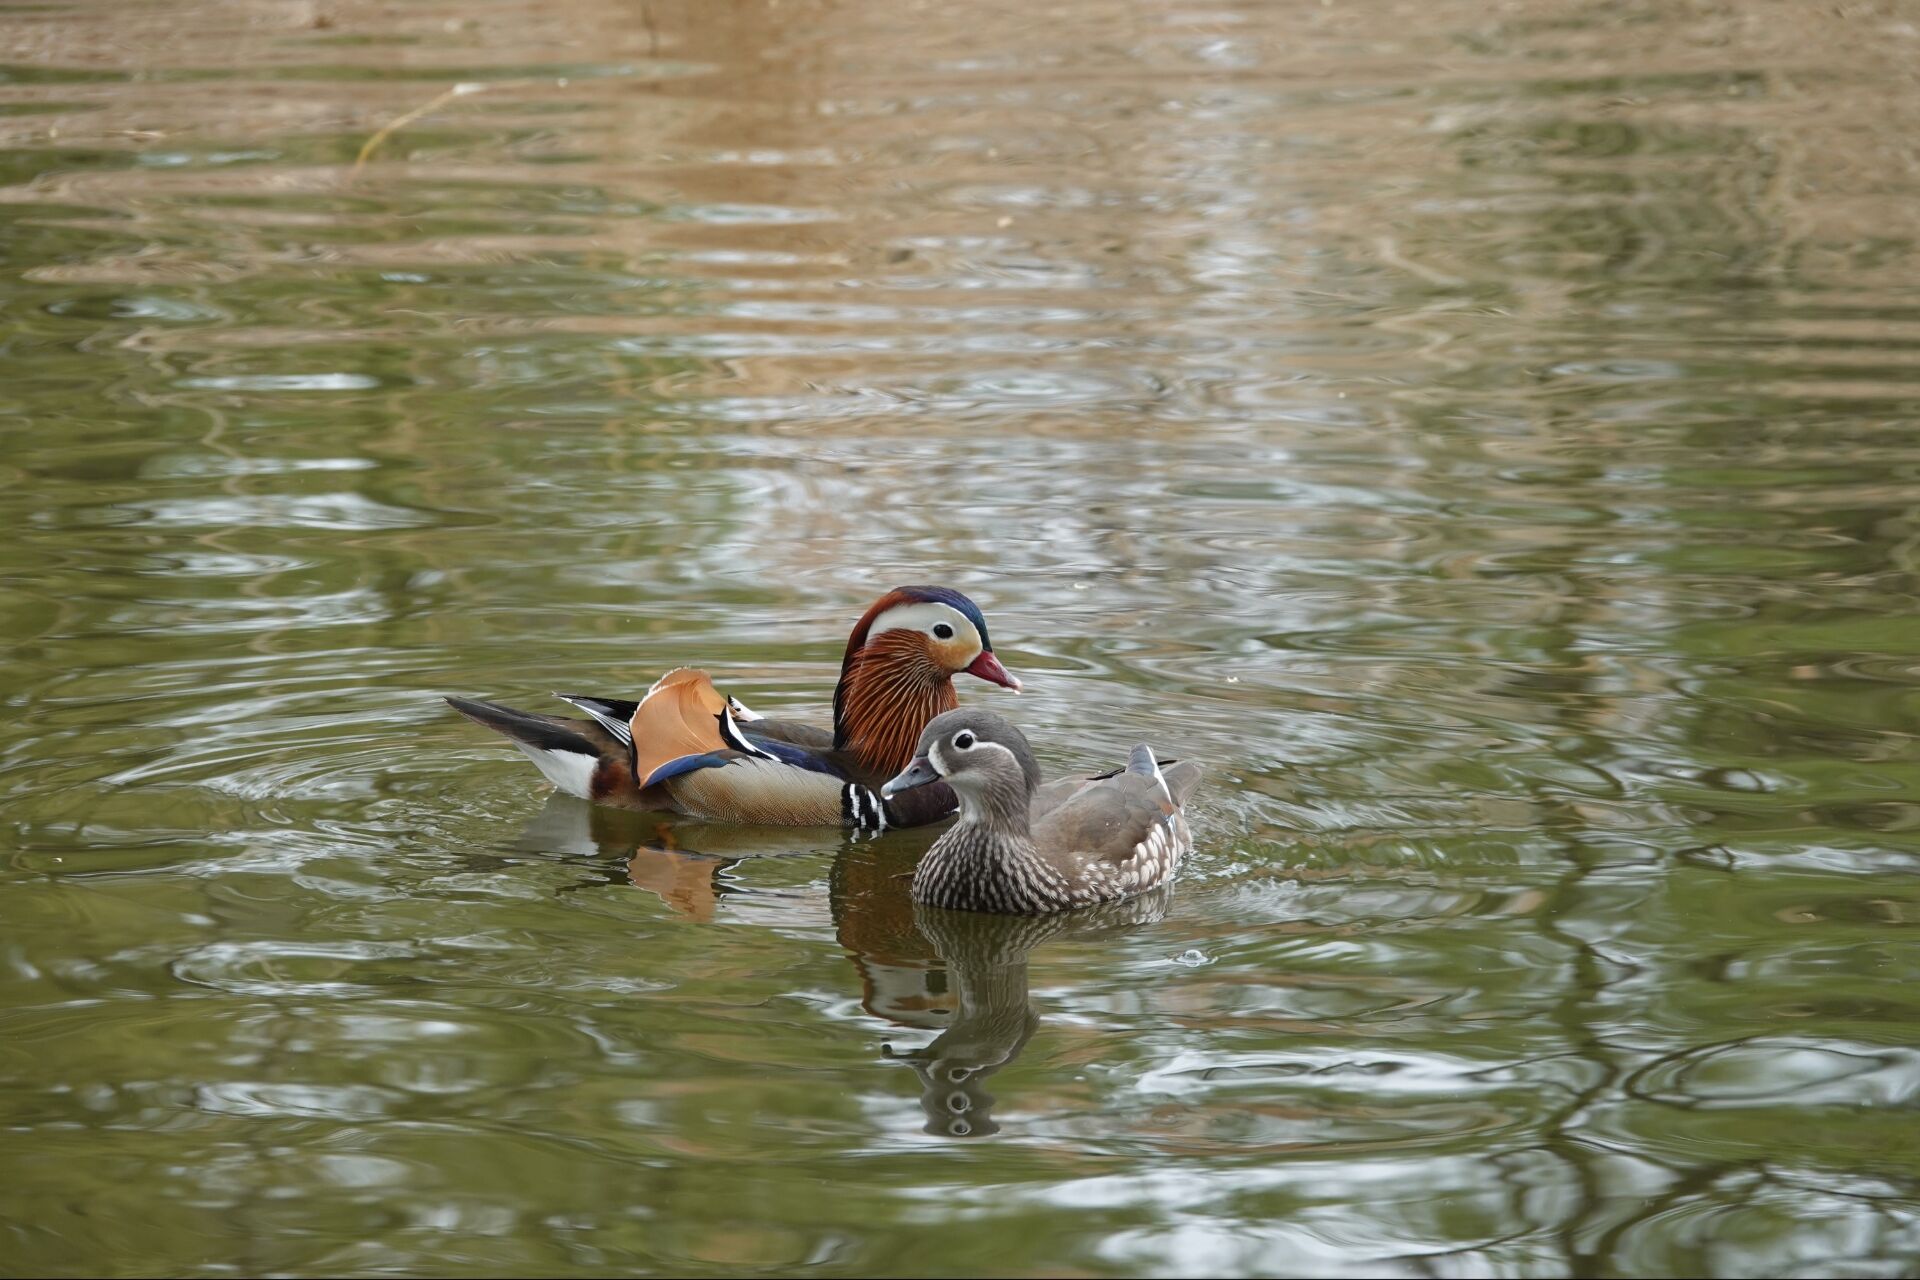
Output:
[{"xmin": 881, "ymin": 755, "xmax": 940, "ymax": 799}]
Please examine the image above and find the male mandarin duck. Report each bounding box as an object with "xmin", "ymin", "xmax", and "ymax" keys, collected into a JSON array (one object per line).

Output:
[
  {"xmin": 446, "ymin": 586, "xmax": 1019, "ymax": 830},
  {"xmin": 882, "ymin": 709, "xmax": 1203, "ymax": 914}
]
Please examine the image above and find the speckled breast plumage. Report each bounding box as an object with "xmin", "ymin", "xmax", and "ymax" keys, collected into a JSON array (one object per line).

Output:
[{"xmin": 911, "ymin": 810, "xmax": 1193, "ymax": 915}]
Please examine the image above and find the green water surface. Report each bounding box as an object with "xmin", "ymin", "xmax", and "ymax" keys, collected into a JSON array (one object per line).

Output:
[{"xmin": 2, "ymin": 1, "xmax": 1918, "ymax": 1275}]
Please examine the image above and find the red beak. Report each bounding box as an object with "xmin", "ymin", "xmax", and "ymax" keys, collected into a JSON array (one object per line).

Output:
[{"xmin": 962, "ymin": 651, "xmax": 1022, "ymax": 693}]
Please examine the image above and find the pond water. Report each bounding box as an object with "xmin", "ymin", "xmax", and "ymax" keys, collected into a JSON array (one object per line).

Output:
[{"xmin": 3, "ymin": 1, "xmax": 1919, "ymax": 1275}]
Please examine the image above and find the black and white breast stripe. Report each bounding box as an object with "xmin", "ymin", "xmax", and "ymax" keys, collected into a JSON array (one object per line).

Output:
[{"xmin": 841, "ymin": 784, "xmax": 888, "ymax": 833}]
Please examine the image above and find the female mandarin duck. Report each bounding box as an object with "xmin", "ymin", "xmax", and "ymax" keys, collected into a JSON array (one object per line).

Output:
[
  {"xmin": 447, "ymin": 586, "xmax": 1019, "ymax": 830},
  {"xmin": 882, "ymin": 709, "xmax": 1202, "ymax": 914}
]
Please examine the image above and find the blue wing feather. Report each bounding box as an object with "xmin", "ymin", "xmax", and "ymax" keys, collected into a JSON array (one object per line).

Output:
[
  {"xmin": 642, "ymin": 752, "xmax": 732, "ymax": 787},
  {"xmin": 643, "ymin": 737, "xmax": 846, "ymax": 789},
  {"xmin": 744, "ymin": 734, "xmax": 849, "ymax": 778}
]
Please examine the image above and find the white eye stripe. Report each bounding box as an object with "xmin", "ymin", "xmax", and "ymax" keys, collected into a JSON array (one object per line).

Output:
[
  {"xmin": 928, "ymin": 734, "xmax": 1019, "ymax": 780},
  {"xmin": 953, "ymin": 738, "xmax": 1020, "ymax": 768},
  {"xmin": 973, "ymin": 739, "xmax": 1021, "ymax": 766},
  {"xmin": 867, "ymin": 602, "xmax": 977, "ymax": 649}
]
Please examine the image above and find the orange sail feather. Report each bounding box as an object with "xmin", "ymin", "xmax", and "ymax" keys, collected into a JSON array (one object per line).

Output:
[{"xmin": 629, "ymin": 668, "xmax": 731, "ymax": 787}]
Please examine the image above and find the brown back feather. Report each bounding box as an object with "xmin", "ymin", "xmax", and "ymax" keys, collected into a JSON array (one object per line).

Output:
[
  {"xmin": 1160, "ymin": 760, "xmax": 1204, "ymax": 808},
  {"xmin": 1035, "ymin": 768, "xmax": 1195, "ymax": 865}
]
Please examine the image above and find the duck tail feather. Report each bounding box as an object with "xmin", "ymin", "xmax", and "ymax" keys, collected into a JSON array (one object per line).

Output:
[{"xmin": 445, "ymin": 696, "xmax": 596, "ymax": 756}]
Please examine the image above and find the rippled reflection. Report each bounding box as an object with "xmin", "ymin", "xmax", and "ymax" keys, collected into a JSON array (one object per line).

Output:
[
  {"xmin": 881, "ymin": 896, "xmax": 1172, "ymax": 1139},
  {"xmin": 4, "ymin": 0, "xmax": 1920, "ymax": 1273},
  {"xmin": 587, "ymin": 810, "xmax": 1178, "ymax": 1140}
]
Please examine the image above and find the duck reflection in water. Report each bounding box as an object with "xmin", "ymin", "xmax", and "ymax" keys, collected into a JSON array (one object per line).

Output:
[
  {"xmin": 520, "ymin": 794, "xmax": 1171, "ymax": 1137},
  {"xmin": 517, "ymin": 791, "xmax": 758, "ymax": 921},
  {"xmin": 882, "ymin": 894, "xmax": 1170, "ymax": 1137}
]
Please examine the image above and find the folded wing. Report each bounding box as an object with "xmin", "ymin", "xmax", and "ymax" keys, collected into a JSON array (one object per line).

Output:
[{"xmin": 626, "ymin": 668, "xmax": 866, "ymax": 826}]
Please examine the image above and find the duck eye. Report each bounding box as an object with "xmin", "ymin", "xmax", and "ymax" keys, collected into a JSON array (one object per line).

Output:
[
  {"xmin": 932, "ymin": 623, "xmax": 954, "ymax": 640},
  {"xmin": 954, "ymin": 731, "xmax": 975, "ymax": 750}
]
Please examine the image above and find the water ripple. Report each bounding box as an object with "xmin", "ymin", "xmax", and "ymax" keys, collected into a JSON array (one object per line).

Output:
[{"xmin": 3, "ymin": 0, "xmax": 1920, "ymax": 1274}]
